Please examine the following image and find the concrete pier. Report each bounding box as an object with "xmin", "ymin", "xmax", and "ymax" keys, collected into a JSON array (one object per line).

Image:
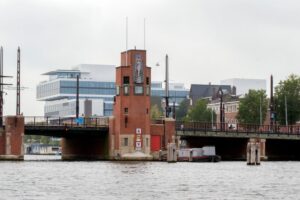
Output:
[
  {"xmin": 247, "ymin": 138, "xmax": 260, "ymax": 165},
  {"xmin": 167, "ymin": 143, "xmax": 177, "ymax": 162}
]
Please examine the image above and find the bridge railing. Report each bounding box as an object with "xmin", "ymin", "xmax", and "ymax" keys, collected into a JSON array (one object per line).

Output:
[
  {"xmin": 176, "ymin": 121, "xmax": 300, "ymax": 135},
  {"xmin": 24, "ymin": 116, "xmax": 109, "ymax": 128}
]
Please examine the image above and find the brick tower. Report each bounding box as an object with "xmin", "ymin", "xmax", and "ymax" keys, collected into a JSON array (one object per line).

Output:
[{"xmin": 110, "ymin": 49, "xmax": 152, "ymax": 159}]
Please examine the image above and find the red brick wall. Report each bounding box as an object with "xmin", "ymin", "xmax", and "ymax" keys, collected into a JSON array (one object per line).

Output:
[
  {"xmin": 113, "ymin": 50, "xmax": 151, "ymax": 151},
  {"xmin": 0, "ymin": 128, "xmax": 5, "ymax": 154},
  {"xmin": 4, "ymin": 116, "xmax": 24, "ymax": 156}
]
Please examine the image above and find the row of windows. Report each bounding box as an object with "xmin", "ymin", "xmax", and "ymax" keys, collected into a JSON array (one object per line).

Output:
[
  {"xmin": 116, "ymin": 85, "xmax": 150, "ymax": 96},
  {"xmin": 121, "ymin": 137, "xmax": 149, "ymax": 147},
  {"xmin": 60, "ymin": 88, "xmax": 116, "ymax": 95},
  {"xmin": 61, "ymin": 80, "xmax": 115, "ymax": 88},
  {"xmin": 37, "ymin": 82, "xmax": 60, "ymax": 98},
  {"xmin": 151, "ymin": 90, "xmax": 189, "ymax": 97},
  {"xmin": 210, "ymin": 104, "xmax": 239, "ymax": 113}
]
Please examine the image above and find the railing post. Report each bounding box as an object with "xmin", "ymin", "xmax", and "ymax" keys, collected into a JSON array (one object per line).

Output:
[
  {"xmin": 46, "ymin": 117, "xmax": 49, "ymax": 126},
  {"xmin": 34, "ymin": 117, "xmax": 36, "ymax": 126},
  {"xmin": 58, "ymin": 117, "xmax": 61, "ymax": 125}
]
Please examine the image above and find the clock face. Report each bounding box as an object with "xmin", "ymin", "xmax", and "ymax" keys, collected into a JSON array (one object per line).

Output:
[{"xmin": 134, "ymin": 54, "xmax": 143, "ymax": 84}]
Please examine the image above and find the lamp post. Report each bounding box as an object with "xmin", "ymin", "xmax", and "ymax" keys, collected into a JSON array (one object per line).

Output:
[{"xmin": 219, "ymin": 89, "xmax": 224, "ymax": 130}]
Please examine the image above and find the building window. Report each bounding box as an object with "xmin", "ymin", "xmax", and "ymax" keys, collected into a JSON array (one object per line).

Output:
[
  {"xmin": 122, "ymin": 138, "xmax": 129, "ymax": 146},
  {"xmin": 123, "ymin": 76, "xmax": 130, "ymax": 84},
  {"xmin": 146, "ymin": 86, "xmax": 150, "ymax": 96},
  {"xmin": 146, "ymin": 77, "xmax": 149, "ymax": 85},
  {"xmin": 124, "ymin": 107, "xmax": 128, "ymax": 114},
  {"xmin": 123, "ymin": 85, "xmax": 129, "ymax": 95},
  {"xmin": 134, "ymin": 85, "xmax": 143, "ymax": 95},
  {"xmin": 116, "ymin": 86, "xmax": 120, "ymax": 95}
]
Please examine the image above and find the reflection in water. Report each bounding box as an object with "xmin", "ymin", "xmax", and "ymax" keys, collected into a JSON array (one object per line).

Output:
[{"xmin": 0, "ymin": 155, "xmax": 299, "ymax": 199}]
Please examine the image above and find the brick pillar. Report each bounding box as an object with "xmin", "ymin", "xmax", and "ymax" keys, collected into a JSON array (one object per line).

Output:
[
  {"xmin": 164, "ymin": 118, "xmax": 176, "ymax": 148},
  {"xmin": 0, "ymin": 116, "xmax": 24, "ymax": 160},
  {"xmin": 108, "ymin": 116, "xmax": 116, "ymax": 158}
]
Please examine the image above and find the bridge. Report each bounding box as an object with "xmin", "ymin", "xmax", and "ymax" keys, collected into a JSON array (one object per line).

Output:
[
  {"xmin": 176, "ymin": 121, "xmax": 300, "ymax": 140},
  {"xmin": 23, "ymin": 116, "xmax": 109, "ymax": 137},
  {"xmin": 175, "ymin": 121, "xmax": 300, "ymax": 160}
]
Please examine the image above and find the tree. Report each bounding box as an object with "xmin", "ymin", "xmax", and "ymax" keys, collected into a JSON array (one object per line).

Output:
[
  {"xmin": 237, "ymin": 89, "xmax": 268, "ymax": 124},
  {"xmin": 186, "ymin": 99, "xmax": 215, "ymax": 122},
  {"xmin": 176, "ymin": 99, "xmax": 190, "ymax": 120},
  {"xmin": 150, "ymin": 104, "xmax": 163, "ymax": 119},
  {"xmin": 275, "ymin": 74, "xmax": 300, "ymax": 125}
]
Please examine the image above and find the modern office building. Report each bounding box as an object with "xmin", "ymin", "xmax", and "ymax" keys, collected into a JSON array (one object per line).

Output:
[
  {"xmin": 220, "ymin": 78, "xmax": 266, "ymax": 96},
  {"xmin": 37, "ymin": 64, "xmax": 116, "ymax": 117},
  {"xmin": 37, "ymin": 64, "xmax": 189, "ymax": 118}
]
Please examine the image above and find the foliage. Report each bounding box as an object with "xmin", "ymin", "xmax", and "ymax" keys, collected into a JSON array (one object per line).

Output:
[
  {"xmin": 185, "ymin": 99, "xmax": 215, "ymax": 122},
  {"xmin": 176, "ymin": 99, "xmax": 190, "ymax": 120},
  {"xmin": 275, "ymin": 74, "xmax": 300, "ymax": 125},
  {"xmin": 237, "ymin": 89, "xmax": 268, "ymax": 124},
  {"xmin": 24, "ymin": 135, "xmax": 60, "ymax": 146},
  {"xmin": 150, "ymin": 104, "xmax": 163, "ymax": 119}
]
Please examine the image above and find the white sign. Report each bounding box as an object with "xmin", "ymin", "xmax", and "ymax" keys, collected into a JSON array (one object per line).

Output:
[
  {"xmin": 136, "ymin": 141, "xmax": 142, "ymax": 148},
  {"xmin": 136, "ymin": 128, "xmax": 142, "ymax": 134}
]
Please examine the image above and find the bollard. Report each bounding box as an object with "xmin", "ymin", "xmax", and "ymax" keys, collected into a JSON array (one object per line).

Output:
[{"xmin": 167, "ymin": 143, "xmax": 177, "ymax": 163}]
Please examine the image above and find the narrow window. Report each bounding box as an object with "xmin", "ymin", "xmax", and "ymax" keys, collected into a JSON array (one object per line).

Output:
[
  {"xmin": 123, "ymin": 138, "xmax": 129, "ymax": 146},
  {"xmin": 124, "ymin": 107, "xmax": 128, "ymax": 114},
  {"xmin": 123, "ymin": 76, "xmax": 130, "ymax": 84},
  {"xmin": 146, "ymin": 77, "xmax": 149, "ymax": 85}
]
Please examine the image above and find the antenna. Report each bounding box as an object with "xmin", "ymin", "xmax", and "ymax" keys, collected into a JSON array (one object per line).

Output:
[
  {"xmin": 144, "ymin": 18, "xmax": 146, "ymax": 50},
  {"xmin": 16, "ymin": 47, "xmax": 21, "ymax": 115},
  {"xmin": 126, "ymin": 17, "xmax": 128, "ymax": 66}
]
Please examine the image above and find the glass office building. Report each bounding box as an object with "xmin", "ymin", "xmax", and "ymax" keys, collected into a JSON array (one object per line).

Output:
[{"xmin": 37, "ymin": 64, "xmax": 189, "ymax": 117}]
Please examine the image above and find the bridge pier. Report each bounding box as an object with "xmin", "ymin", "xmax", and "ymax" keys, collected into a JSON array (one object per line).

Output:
[
  {"xmin": 61, "ymin": 135, "xmax": 109, "ymax": 160},
  {"xmin": 0, "ymin": 116, "xmax": 24, "ymax": 160}
]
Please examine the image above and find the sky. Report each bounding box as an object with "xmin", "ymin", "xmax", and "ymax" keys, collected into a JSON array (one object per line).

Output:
[{"xmin": 1, "ymin": 0, "xmax": 300, "ymax": 116}]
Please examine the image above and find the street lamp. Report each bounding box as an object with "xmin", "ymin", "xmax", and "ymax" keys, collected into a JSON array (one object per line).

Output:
[{"xmin": 218, "ymin": 89, "xmax": 224, "ymax": 130}]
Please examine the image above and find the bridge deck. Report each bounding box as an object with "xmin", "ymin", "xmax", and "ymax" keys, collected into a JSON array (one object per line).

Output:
[
  {"xmin": 23, "ymin": 116, "xmax": 109, "ymax": 137},
  {"xmin": 176, "ymin": 122, "xmax": 300, "ymax": 140}
]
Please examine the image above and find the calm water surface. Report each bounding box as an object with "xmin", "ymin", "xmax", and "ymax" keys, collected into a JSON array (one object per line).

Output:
[{"xmin": 0, "ymin": 155, "xmax": 299, "ymax": 200}]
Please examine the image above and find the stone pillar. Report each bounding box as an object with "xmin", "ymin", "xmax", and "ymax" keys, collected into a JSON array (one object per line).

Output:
[
  {"xmin": 247, "ymin": 138, "xmax": 261, "ymax": 165},
  {"xmin": 0, "ymin": 116, "xmax": 24, "ymax": 160},
  {"xmin": 167, "ymin": 143, "xmax": 177, "ymax": 162},
  {"xmin": 108, "ymin": 116, "xmax": 116, "ymax": 159},
  {"xmin": 260, "ymin": 139, "xmax": 267, "ymax": 160}
]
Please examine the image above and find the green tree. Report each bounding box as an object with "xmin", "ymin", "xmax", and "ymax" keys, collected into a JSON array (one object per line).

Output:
[
  {"xmin": 275, "ymin": 74, "xmax": 300, "ymax": 125},
  {"xmin": 176, "ymin": 99, "xmax": 190, "ymax": 120},
  {"xmin": 186, "ymin": 99, "xmax": 215, "ymax": 122},
  {"xmin": 237, "ymin": 89, "xmax": 268, "ymax": 124},
  {"xmin": 150, "ymin": 104, "xmax": 163, "ymax": 119}
]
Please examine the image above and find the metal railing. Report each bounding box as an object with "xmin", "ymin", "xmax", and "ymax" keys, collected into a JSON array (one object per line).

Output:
[
  {"xmin": 24, "ymin": 116, "xmax": 109, "ymax": 128},
  {"xmin": 176, "ymin": 121, "xmax": 300, "ymax": 136}
]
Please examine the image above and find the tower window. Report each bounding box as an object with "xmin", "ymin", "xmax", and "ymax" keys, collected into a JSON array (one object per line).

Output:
[
  {"xmin": 124, "ymin": 107, "xmax": 128, "ymax": 114},
  {"xmin": 123, "ymin": 76, "xmax": 130, "ymax": 84},
  {"xmin": 146, "ymin": 77, "xmax": 149, "ymax": 85},
  {"xmin": 122, "ymin": 138, "xmax": 129, "ymax": 146},
  {"xmin": 123, "ymin": 85, "xmax": 129, "ymax": 95}
]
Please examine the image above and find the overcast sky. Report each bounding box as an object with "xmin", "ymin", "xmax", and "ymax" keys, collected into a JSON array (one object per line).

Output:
[{"xmin": 1, "ymin": 0, "xmax": 300, "ymax": 116}]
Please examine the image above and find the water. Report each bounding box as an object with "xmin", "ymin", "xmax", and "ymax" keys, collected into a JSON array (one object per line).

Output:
[{"xmin": 0, "ymin": 155, "xmax": 299, "ymax": 200}]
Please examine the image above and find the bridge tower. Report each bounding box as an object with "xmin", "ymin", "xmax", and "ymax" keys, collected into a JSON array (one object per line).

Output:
[{"xmin": 109, "ymin": 49, "xmax": 152, "ymax": 160}]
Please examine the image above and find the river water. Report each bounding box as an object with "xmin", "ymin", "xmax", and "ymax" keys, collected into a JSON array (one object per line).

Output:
[{"xmin": 0, "ymin": 155, "xmax": 299, "ymax": 200}]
